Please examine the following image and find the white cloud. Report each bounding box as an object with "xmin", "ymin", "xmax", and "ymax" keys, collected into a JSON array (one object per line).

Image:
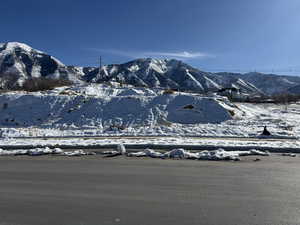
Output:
[
  {"xmin": 86, "ymin": 48, "xmax": 213, "ymax": 60},
  {"xmin": 143, "ymin": 51, "xmax": 209, "ymax": 59}
]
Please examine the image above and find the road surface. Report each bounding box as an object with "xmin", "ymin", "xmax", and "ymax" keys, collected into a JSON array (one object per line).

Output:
[{"xmin": 0, "ymin": 155, "xmax": 300, "ymax": 225}]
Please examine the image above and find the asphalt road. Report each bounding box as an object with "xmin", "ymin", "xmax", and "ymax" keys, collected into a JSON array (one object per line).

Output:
[{"xmin": 0, "ymin": 155, "xmax": 300, "ymax": 225}]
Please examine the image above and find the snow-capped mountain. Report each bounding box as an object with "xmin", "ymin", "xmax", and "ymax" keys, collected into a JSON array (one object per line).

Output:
[
  {"xmin": 215, "ymin": 72, "xmax": 300, "ymax": 95},
  {"xmin": 0, "ymin": 42, "xmax": 81, "ymax": 87},
  {"xmin": 83, "ymin": 58, "xmax": 222, "ymax": 92},
  {"xmin": 81, "ymin": 58, "xmax": 265, "ymax": 94},
  {"xmin": 1, "ymin": 42, "xmax": 300, "ymax": 95}
]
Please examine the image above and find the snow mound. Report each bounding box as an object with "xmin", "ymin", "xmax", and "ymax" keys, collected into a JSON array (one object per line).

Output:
[
  {"xmin": 0, "ymin": 91, "xmax": 236, "ymax": 129},
  {"xmin": 117, "ymin": 144, "xmax": 126, "ymax": 155},
  {"xmin": 166, "ymin": 95, "xmax": 232, "ymax": 124}
]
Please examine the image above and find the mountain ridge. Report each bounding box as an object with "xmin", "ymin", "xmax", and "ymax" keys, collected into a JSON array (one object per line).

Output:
[{"xmin": 1, "ymin": 41, "xmax": 300, "ymax": 95}]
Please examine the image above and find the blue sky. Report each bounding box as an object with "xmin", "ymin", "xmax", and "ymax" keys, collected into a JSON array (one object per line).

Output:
[{"xmin": 1, "ymin": 0, "xmax": 300, "ymax": 74}]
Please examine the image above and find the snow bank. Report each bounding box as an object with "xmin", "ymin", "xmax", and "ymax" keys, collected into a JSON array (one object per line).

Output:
[
  {"xmin": 127, "ymin": 148, "xmax": 270, "ymax": 161},
  {"xmin": 281, "ymin": 153, "xmax": 296, "ymax": 157},
  {"xmin": 0, "ymin": 147, "xmax": 63, "ymax": 156},
  {"xmin": 0, "ymin": 147, "xmax": 97, "ymax": 157},
  {"xmin": 127, "ymin": 148, "xmax": 165, "ymax": 158},
  {"xmin": 62, "ymin": 150, "xmax": 95, "ymax": 156}
]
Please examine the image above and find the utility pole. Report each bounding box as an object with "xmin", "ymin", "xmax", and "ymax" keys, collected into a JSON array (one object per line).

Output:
[{"xmin": 98, "ymin": 56, "xmax": 102, "ymax": 77}]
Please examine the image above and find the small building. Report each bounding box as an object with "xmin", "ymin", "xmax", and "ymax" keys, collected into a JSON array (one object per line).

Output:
[{"xmin": 217, "ymin": 87, "xmax": 249, "ymax": 101}]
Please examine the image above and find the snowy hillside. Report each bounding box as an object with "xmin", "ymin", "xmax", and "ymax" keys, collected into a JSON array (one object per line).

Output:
[{"xmin": 0, "ymin": 85, "xmax": 235, "ymax": 130}]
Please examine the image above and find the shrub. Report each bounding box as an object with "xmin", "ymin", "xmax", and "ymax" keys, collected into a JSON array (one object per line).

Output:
[
  {"xmin": 272, "ymin": 93, "xmax": 300, "ymax": 104},
  {"xmin": 21, "ymin": 77, "xmax": 73, "ymax": 92},
  {"xmin": 228, "ymin": 109, "xmax": 235, "ymax": 117},
  {"xmin": 109, "ymin": 124, "xmax": 126, "ymax": 131},
  {"xmin": 0, "ymin": 73, "xmax": 20, "ymax": 91},
  {"xmin": 163, "ymin": 89, "xmax": 176, "ymax": 95},
  {"xmin": 183, "ymin": 104, "xmax": 194, "ymax": 109},
  {"xmin": 0, "ymin": 74, "xmax": 73, "ymax": 92}
]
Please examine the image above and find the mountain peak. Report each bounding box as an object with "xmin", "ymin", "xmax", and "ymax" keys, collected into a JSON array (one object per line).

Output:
[
  {"xmin": 129, "ymin": 58, "xmax": 183, "ymax": 64},
  {"xmin": 0, "ymin": 42, "xmax": 43, "ymax": 54},
  {"xmin": 0, "ymin": 42, "xmax": 80, "ymax": 85}
]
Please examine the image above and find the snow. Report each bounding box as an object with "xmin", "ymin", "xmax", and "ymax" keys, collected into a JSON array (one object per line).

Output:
[
  {"xmin": 0, "ymin": 42, "xmax": 77, "ymax": 84},
  {"xmin": 165, "ymin": 95, "xmax": 232, "ymax": 124},
  {"xmin": 0, "ymin": 136, "xmax": 298, "ymax": 153},
  {"xmin": 127, "ymin": 148, "xmax": 164, "ymax": 158},
  {"xmin": 0, "ymin": 145, "xmax": 272, "ymax": 161},
  {"xmin": 4, "ymin": 42, "xmax": 64, "ymax": 67},
  {"xmin": 0, "ymin": 147, "xmax": 99, "ymax": 157},
  {"xmin": 149, "ymin": 59, "xmax": 166, "ymax": 74},
  {"xmin": 0, "ymin": 85, "xmax": 236, "ymax": 130},
  {"xmin": 128, "ymin": 148, "xmax": 270, "ymax": 161},
  {"xmin": 62, "ymin": 150, "xmax": 91, "ymax": 156},
  {"xmin": 0, "ymin": 83, "xmax": 300, "ymax": 153},
  {"xmin": 281, "ymin": 153, "xmax": 296, "ymax": 157},
  {"xmin": 0, "ymin": 84, "xmax": 300, "ymax": 144},
  {"xmin": 203, "ymin": 75, "xmax": 221, "ymax": 90},
  {"xmin": 0, "ymin": 147, "xmax": 63, "ymax": 156},
  {"xmin": 117, "ymin": 144, "xmax": 126, "ymax": 155},
  {"xmin": 5, "ymin": 42, "xmax": 43, "ymax": 54},
  {"xmin": 0, "ymin": 42, "xmax": 67, "ymax": 70},
  {"xmin": 184, "ymin": 69, "xmax": 204, "ymax": 91},
  {"xmin": 31, "ymin": 64, "xmax": 42, "ymax": 78},
  {"xmin": 128, "ymin": 64, "xmax": 140, "ymax": 72}
]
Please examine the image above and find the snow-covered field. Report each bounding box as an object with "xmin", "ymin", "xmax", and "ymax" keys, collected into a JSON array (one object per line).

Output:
[{"xmin": 0, "ymin": 84, "xmax": 299, "ymax": 150}]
